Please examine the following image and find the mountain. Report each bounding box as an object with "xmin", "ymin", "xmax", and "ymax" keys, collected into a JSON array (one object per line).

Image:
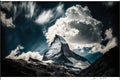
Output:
[
  {"xmin": 78, "ymin": 47, "xmax": 119, "ymax": 77},
  {"xmin": 73, "ymin": 48, "xmax": 103, "ymax": 63},
  {"xmin": 43, "ymin": 35, "xmax": 90, "ymax": 69}
]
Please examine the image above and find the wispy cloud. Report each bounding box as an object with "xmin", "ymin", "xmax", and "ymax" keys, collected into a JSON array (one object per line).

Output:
[
  {"xmin": 35, "ymin": 3, "xmax": 64, "ymax": 25},
  {"xmin": 56, "ymin": 3, "xmax": 64, "ymax": 17},
  {"xmin": 21, "ymin": 2, "xmax": 36, "ymax": 18},
  {"xmin": 35, "ymin": 10, "xmax": 54, "ymax": 25}
]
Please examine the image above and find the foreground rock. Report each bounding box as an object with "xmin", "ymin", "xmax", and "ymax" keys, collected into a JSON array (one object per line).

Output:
[
  {"xmin": 1, "ymin": 58, "xmax": 80, "ymax": 77},
  {"xmin": 78, "ymin": 47, "xmax": 119, "ymax": 77}
]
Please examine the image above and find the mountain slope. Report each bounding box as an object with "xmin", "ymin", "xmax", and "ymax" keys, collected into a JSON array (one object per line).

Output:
[
  {"xmin": 43, "ymin": 35, "xmax": 90, "ymax": 69},
  {"xmin": 73, "ymin": 48, "xmax": 103, "ymax": 63},
  {"xmin": 1, "ymin": 58, "xmax": 76, "ymax": 76},
  {"xmin": 78, "ymin": 47, "xmax": 119, "ymax": 77}
]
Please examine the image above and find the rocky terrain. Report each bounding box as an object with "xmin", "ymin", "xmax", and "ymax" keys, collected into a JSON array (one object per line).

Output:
[
  {"xmin": 2, "ymin": 58, "xmax": 80, "ymax": 77},
  {"xmin": 79, "ymin": 47, "xmax": 119, "ymax": 77}
]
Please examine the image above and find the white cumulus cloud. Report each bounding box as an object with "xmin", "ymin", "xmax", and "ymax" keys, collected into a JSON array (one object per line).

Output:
[{"xmin": 46, "ymin": 5, "xmax": 102, "ymax": 50}]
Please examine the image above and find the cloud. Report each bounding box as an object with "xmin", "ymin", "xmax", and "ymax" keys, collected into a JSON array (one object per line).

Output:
[
  {"xmin": 105, "ymin": 28, "xmax": 113, "ymax": 40},
  {"xmin": 6, "ymin": 45, "xmax": 43, "ymax": 61},
  {"xmin": 0, "ymin": 2, "xmax": 15, "ymax": 28},
  {"xmin": 0, "ymin": 2, "xmax": 38, "ymax": 28},
  {"xmin": 102, "ymin": 2, "xmax": 114, "ymax": 7},
  {"xmin": 6, "ymin": 45, "xmax": 24, "ymax": 59},
  {"xmin": 0, "ymin": 12, "xmax": 15, "ymax": 28},
  {"xmin": 0, "ymin": 2, "xmax": 13, "ymax": 11},
  {"xmin": 90, "ymin": 28, "xmax": 117, "ymax": 54},
  {"xmin": 45, "ymin": 5, "xmax": 117, "ymax": 54},
  {"xmin": 101, "ymin": 28, "xmax": 117, "ymax": 53},
  {"xmin": 56, "ymin": 3, "xmax": 64, "ymax": 17},
  {"xmin": 35, "ymin": 10, "xmax": 54, "ymax": 25},
  {"xmin": 101, "ymin": 38, "xmax": 117, "ymax": 53},
  {"xmin": 21, "ymin": 2, "xmax": 36, "ymax": 18},
  {"xmin": 35, "ymin": 3, "xmax": 64, "ymax": 25},
  {"xmin": 17, "ymin": 51, "xmax": 43, "ymax": 61},
  {"xmin": 46, "ymin": 5, "xmax": 102, "ymax": 50}
]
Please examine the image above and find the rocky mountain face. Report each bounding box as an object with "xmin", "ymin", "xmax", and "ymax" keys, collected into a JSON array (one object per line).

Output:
[
  {"xmin": 43, "ymin": 35, "xmax": 90, "ymax": 69},
  {"xmin": 78, "ymin": 47, "xmax": 119, "ymax": 77}
]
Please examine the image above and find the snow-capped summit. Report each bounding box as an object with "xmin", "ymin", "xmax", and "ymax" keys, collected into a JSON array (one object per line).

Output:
[{"xmin": 43, "ymin": 35, "xmax": 90, "ymax": 69}]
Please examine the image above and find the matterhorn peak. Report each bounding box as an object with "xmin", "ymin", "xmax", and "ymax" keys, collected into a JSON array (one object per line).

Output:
[{"xmin": 43, "ymin": 35, "xmax": 90, "ymax": 69}]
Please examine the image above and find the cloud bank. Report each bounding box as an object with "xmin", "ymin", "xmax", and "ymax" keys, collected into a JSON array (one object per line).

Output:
[{"xmin": 6, "ymin": 45, "xmax": 43, "ymax": 61}]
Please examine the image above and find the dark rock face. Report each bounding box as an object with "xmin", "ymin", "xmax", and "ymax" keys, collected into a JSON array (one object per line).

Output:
[
  {"xmin": 1, "ymin": 58, "xmax": 79, "ymax": 77},
  {"xmin": 78, "ymin": 47, "xmax": 119, "ymax": 77}
]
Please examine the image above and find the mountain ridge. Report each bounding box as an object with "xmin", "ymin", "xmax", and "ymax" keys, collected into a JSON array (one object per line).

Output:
[{"xmin": 43, "ymin": 35, "xmax": 90, "ymax": 69}]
